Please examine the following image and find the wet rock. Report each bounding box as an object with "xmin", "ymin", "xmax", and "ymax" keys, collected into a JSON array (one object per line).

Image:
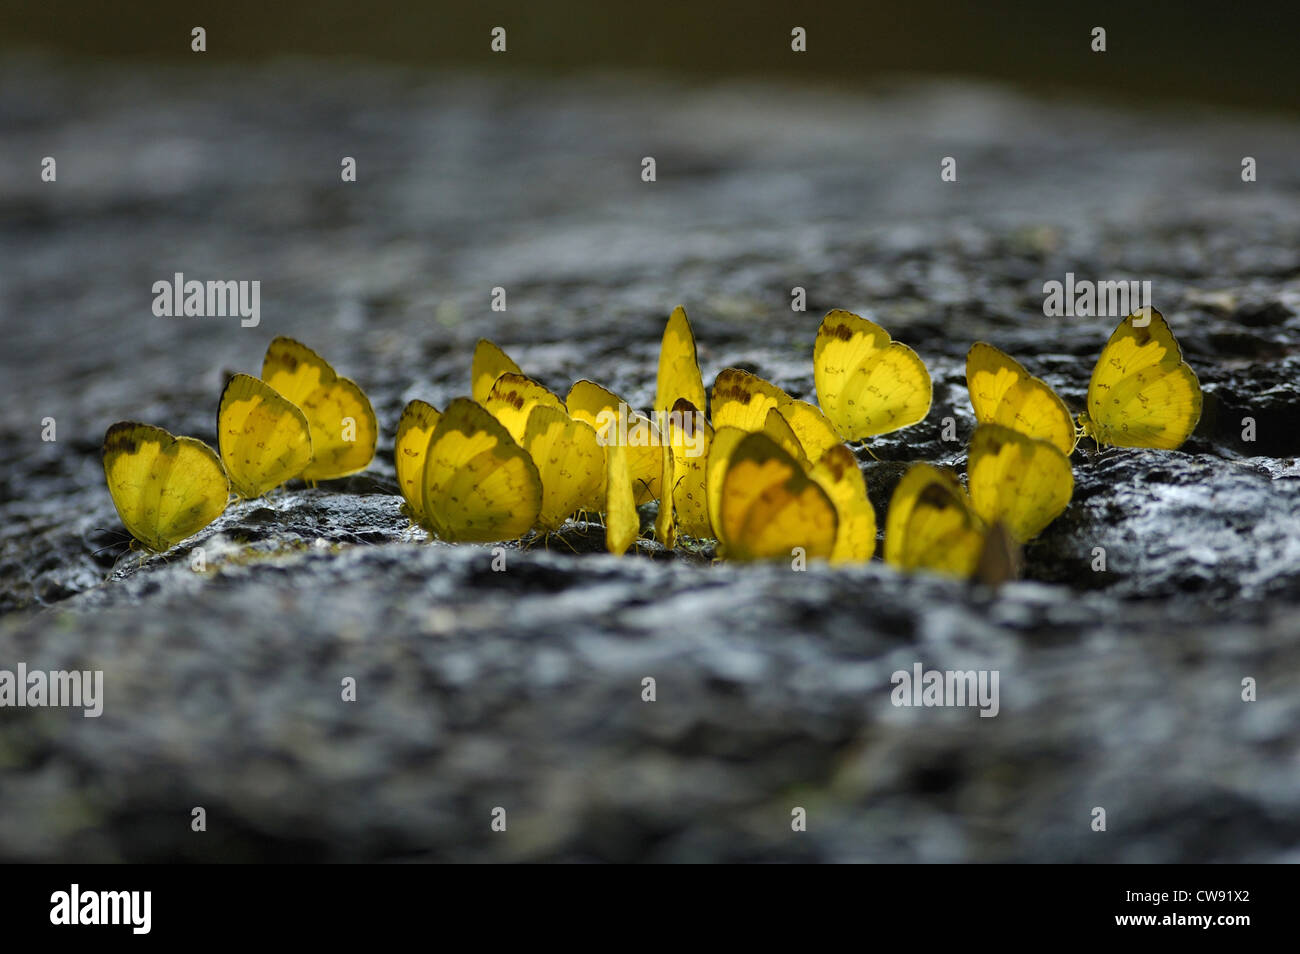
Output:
[{"xmin": 1, "ymin": 60, "xmax": 1299, "ymax": 861}]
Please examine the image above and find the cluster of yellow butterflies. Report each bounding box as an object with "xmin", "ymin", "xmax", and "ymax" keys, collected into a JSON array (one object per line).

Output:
[
  {"xmin": 102, "ymin": 337, "xmax": 377, "ymax": 553},
  {"xmin": 103, "ymin": 305, "xmax": 1201, "ymax": 579}
]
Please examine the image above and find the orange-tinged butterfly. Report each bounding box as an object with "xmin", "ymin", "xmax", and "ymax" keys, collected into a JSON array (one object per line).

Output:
[
  {"xmin": 709, "ymin": 431, "xmax": 837, "ymax": 561},
  {"xmin": 884, "ymin": 463, "xmax": 984, "ymax": 577}
]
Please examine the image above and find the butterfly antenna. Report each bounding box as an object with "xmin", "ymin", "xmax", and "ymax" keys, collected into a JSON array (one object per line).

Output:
[{"xmin": 860, "ymin": 442, "xmax": 883, "ymax": 462}]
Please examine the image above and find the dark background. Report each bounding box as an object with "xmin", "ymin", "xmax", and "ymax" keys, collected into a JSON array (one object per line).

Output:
[{"xmin": 3, "ymin": 0, "xmax": 1298, "ymax": 112}]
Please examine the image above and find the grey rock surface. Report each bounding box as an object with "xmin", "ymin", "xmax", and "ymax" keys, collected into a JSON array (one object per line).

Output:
[{"xmin": 0, "ymin": 59, "xmax": 1298, "ymax": 861}]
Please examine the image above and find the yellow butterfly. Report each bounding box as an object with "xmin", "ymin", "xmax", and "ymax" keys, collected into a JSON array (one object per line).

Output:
[
  {"xmin": 705, "ymin": 426, "xmax": 748, "ymax": 543},
  {"xmin": 410, "ymin": 398, "xmax": 541, "ymax": 543},
  {"xmin": 761, "ymin": 406, "xmax": 811, "ymax": 470},
  {"xmin": 814, "ymin": 310, "xmax": 931, "ymax": 441},
  {"xmin": 966, "ymin": 342, "xmax": 1077, "ymax": 456},
  {"xmin": 102, "ymin": 422, "xmax": 230, "ymax": 553},
  {"xmin": 262, "ymin": 337, "xmax": 377, "ymax": 482},
  {"xmin": 774, "ymin": 399, "xmax": 842, "ymax": 463},
  {"xmin": 665, "ymin": 397, "xmax": 713, "ymax": 539},
  {"xmin": 472, "ymin": 339, "xmax": 523, "ymax": 404},
  {"xmin": 604, "ymin": 441, "xmax": 640, "ymax": 556},
  {"xmin": 710, "ymin": 368, "xmax": 791, "ymax": 432},
  {"xmin": 522, "ymin": 403, "xmax": 605, "ymax": 531},
  {"xmin": 655, "ymin": 305, "xmax": 707, "ymax": 415},
  {"xmin": 655, "ymin": 439, "xmax": 676, "ymax": 549},
  {"xmin": 884, "ymin": 463, "xmax": 984, "ymax": 577},
  {"xmin": 967, "ymin": 423, "xmax": 1072, "ymax": 543},
  {"xmin": 217, "ymin": 373, "xmax": 313, "ymax": 499},
  {"xmin": 1078, "ymin": 308, "xmax": 1202, "ymax": 449},
  {"xmin": 393, "ymin": 399, "xmax": 441, "ymax": 519},
  {"xmin": 809, "ymin": 444, "xmax": 877, "ymax": 563},
  {"xmin": 709, "ymin": 431, "xmax": 837, "ymax": 561},
  {"xmin": 484, "ymin": 372, "xmax": 566, "ymax": 446},
  {"xmin": 566, "ymin": 379, "xmax": 663, "ymax": 504}
]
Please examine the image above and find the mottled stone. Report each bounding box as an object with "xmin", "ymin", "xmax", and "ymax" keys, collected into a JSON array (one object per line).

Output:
[{"xmin": 1, "ymin": 60, "xmax": 1298, "ymax": 861}]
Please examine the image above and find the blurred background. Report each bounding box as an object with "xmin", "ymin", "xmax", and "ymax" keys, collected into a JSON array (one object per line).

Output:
[{"xmin": 3, "ymin": 0, "xmax": 1298, "ymax": 112}]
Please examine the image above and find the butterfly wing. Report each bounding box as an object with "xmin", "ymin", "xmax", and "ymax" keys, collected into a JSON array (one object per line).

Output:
[
  {"xmin": 1085, "ymin": 309, "xmax": 1201, "ymax": 449},
  {"xmin": 775, "ymin": 399, "xmax": 842, "ymax": 462},
  {"xmin": 394, "ymin": 400, "xmax": 441, "ymax": 515},
  {"xmin": 761, "ymin": 406, "xmax": 811, "ymax": 470},
  {"xmin": 103, "ymin": 422, "xmax": 228, "ymax": 552},
  {"xmin": 655, "ymin": 305, "xmax": 707, "ymax": 416},
  {"xmin": 604, "ymin": 441, "xmax": 640, "ymax": 556},
  {"xmin": 710, "ymin": 368, "xmax": 791, "ymax": 432},
  {"xmin": 809, "ymin": 444, "xmax": 876, "ymax": 563},
  {"xmin": 814, "ymin": 310, "xmax": 930, "ymax": 440},
  {"xmin": 967, "ymin": 423, "xmax": 1073, "ymax": 542},
  {"xmin": 884, "ymin": 463, "xmax": 984, "ymax": 576},
  {"xmin": 472, "ymin": 339, "xmax": 523, "ymax": 404},
  {"xmin": 523, "ymin": 404, "xmax": 605, "ymax": 531},
  {"xmin": 654, "ymin": 439, "xmax": 676, "ymax": 548},
  {"xmin": 967, "ymin": 342, "xmax": 1077, "ymax": 455},
  {"xmin": 484, "ymin": 372, "xmax": 567, "ymax": 446},
  {"xmin": 705, "ymin": 425, "xmax": 748, "ymax": 546},
  {"xmin": 420, "ymin": 398, "xmax": 542, "ymax": 543},
  {"xmin": 667, "ymin": 398, "xmax": 713, "ymax": 539},
  {"xmin": 717, "ymin": 432, "xmax": 837, "ymax": 561},
  {"xmin": 262, "ymin": 336, "xmax": 377, "ymax": 481},
  {"xmin": 218, "ymin": 373, "xmax": 312, "ymax": 499},
  {"xmin": 567, "ymin": 379, "xmax": 662, "ymax": 504}
]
